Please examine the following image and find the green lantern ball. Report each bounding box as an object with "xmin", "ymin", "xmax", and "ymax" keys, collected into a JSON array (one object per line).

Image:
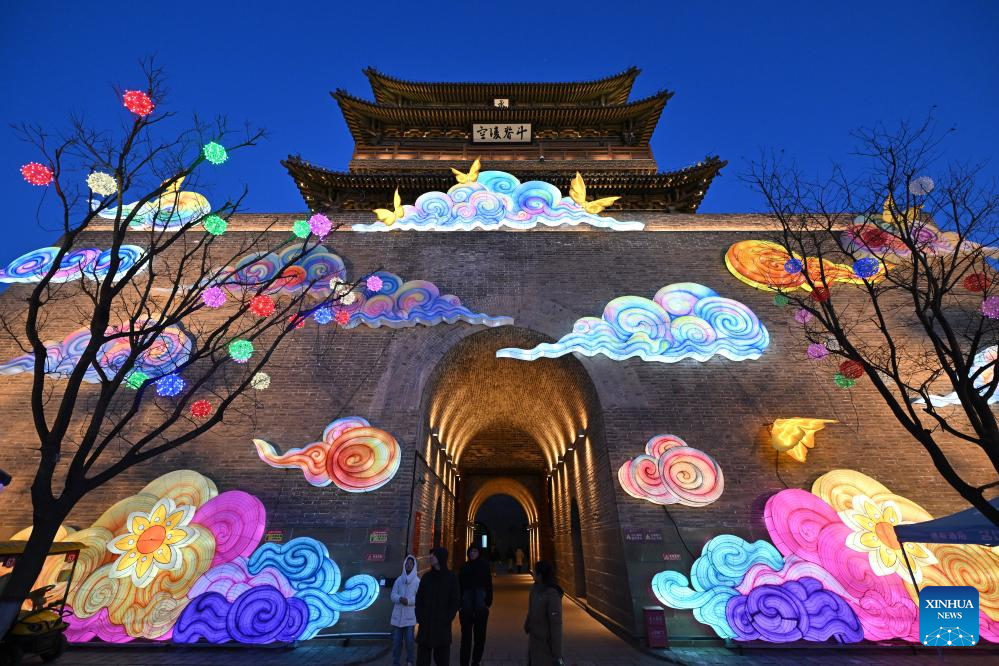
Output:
[
  {"xmin": 834, "ymin": 372, "xmax": 856, "ymax": 389},
  {"xmin": 773, "ymin": 294, "xmax": 790, "ymax": 307},
  {"xmin": 125, "ymin": 370, "xmax": 150, "ymax": 390},
  {"xmin": 292, "ymin": 219, "xmax": 311, "ymax": 238},
  {"xmin": 228, "ymin": 339, "xmax": 254, "ymax": 363},
  {"xmin": 203, "ymin": 214, "xmax": 227, "ymax": 236},
  {"xmin": 203, "ymin": 142, "xmax": 228, "ymax": 165}
]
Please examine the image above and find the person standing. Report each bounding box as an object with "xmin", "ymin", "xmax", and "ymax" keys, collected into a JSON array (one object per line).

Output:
[
  {"xmin": 458, "ymin": 545, "xmax": 493, "ymax": 666},
  {"xmin": 524, "ymin": 561, "xmax": 563, "ymax": 666},
  {"xmin": 390, "ymin": 554, "xmax": 420, "ymax": 666},
  {"xmin": 415, "ymin": 547, "xmax": 460, "ymax": 666},
  {"xmin": 515, "ymin": 547, "xmax": 525, "ymax": 574}
]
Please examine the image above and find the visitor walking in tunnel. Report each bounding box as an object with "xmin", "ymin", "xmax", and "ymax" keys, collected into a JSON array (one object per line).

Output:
[
  {"xmin": 415, "ymin": 547, "xmax": 460, "ymax": 666},
  {"xmin": 458, "ymin": 545, "xmax": 493, "ymax": 666},
  {"xmin": 524, "ymin": 561, "xmax": 563, "ymax": 666},
  {"xmin": 515, "ymin": 547, "xmax": 525, "ymax": 574},
  {"xmin": 390, "ymin": 554, "xmax": 420, "ymax": 666},
  {"xmin": 505, "ymin": 546, "xmax": 514, "ymax": 573}
]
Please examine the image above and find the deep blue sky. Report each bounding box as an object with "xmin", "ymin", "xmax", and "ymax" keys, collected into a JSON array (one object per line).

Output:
[{"xmin": 2, "ymin": 1, "xmax": 997, "ymax": 264}]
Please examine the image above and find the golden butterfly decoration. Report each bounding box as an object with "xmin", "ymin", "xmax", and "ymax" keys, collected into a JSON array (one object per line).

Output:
[
  {"xmin": 770, "ymin": 418, "xmax": 836, "ymax": 463},
  {"xmin": 373, "ymin": 187, "xmax": 405, "ymax": 226},
  {"xmin": 569, "ymin": 172, "xmax": 619, "ymax": 215},
  {"xmin": 451, "ymin": 157, "xmax": 481, "ymax": 184},
  {"xmin": 882, "ymin": 194, "xmax": 922, "ymax": 225}
]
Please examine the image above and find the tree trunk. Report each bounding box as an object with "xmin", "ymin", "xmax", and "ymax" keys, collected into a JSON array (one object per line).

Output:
[{"xmin": 0, "ymin": 508, "xmax": 66, "ymax": 637}]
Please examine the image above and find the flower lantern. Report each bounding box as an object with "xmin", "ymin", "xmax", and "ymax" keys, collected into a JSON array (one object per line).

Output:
[
  {"xmin": 155, "ymin": 374, "xmax": 186, "ymax": 398},
  {"xmin": 249, "ymin": 295, "xmax": 275, "ymax": 317},
  {"xmin": 964, "ymin": 273, "xmax": 990, "ymax": 292},
  {"xmin": 292, "ymin": 220, "xmax": 310, "ymax": 238},
  {"xmin": 839, "ymin": 360, "xmax": 865, "ymax": 379},
  {"xmin": 228, "ymin": 339, "xmax": 254, "ymax": 364},
  {"xmin": 773, "ymin": 294, "xmax": 789, "ymax": 307},
  {"xmin": 190, "ymin": 399, "xmax": 212, "ymax": 418},
  {"xmin": 810, "ymin": 287, "xmax": 830, "ymax": 303},
  {"xmin": 202, "ymin": 142, "xmax": 228, "ymax": 165},
  {"xmin": 287, "ymin": 314, "xmax": 306, "ymax": 330},
  {"xmin": 87, "ymin": 171, "xmax": 117, "ymax": 196},
  {"xmin": 852, "ymin": 258, "xmax": 881, "ymax": 279},
  {"xmin": 794, "ymin": 308, "xmax": 813, "ymax": 324},
  {"xmin": 335, "ymin": 310, "xmax": 350, "ymax": 326},
  {"xmin": 21, "ymin": 162, "xmax": 53, "ymax": 186},
  {"xmin": 806, "ymin": 343, "xmax": 828, "ymax": 359},
  {"xmin": 834, "ymin": 373, "xmax": 856, "ymax": 389},
  {"xmin": 313, "ymin": 307, "xmax": 333, "ymax": 325},
  {"xmin": 981, "ymin": 297, "xmax": 999, "ymax": 320},
  {"xmin": 784, "ymin": 258, "xmax": 803, "ymax": 274},
  {"xmin": 125, "ymin": 370, "xmax": 150, "ymax": 390},
  {"xmin": 202, "ymin": 215, "xmax": 227, "ymax": 236},
  {"xmin": 202, "ymin": 287, "xmax": 226, "ymax": 309},
  {"xmin": 250, "ymin": 372, "xmax": 271, "ymax": 390},
  {"xmin": 366, "ymin": 275, "xmax": 383, "ymax": 292},
  {"xmin": 123, "ymin": 90, "xmax": 155, "ymax": 116},
  {"xmin": 308, "ymin": 213, "xmax": 332, "ymax": 238}
]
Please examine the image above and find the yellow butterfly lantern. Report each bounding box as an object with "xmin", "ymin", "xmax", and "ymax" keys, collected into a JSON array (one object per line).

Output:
[
  {"xmin": 373, "ymin": 187, "xmax": 405, "ymax": 226},
  {"xmin": 881, "ymin": 194, "xmax": 922, "ymax": 226},
  {"xmin": 770, "ymin": 418, "xmax": 836, "ymax": 463},
  {"xmin": 569, "ymin": 172, "xmax": 619, "ymax": 215},
  {"xmin": 451, "ymin": 157, "xmax": 481, "ymax": 184}
]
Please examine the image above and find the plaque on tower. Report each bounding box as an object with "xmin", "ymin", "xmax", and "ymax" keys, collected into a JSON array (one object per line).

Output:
[{"xmin": 472, "ymin": 123, "xmax": 531, "ymax": 143}]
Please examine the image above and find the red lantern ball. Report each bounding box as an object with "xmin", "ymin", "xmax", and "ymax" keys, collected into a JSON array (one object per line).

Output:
[
  {"xmin": 860, "ymin": 228, "xmax": 892, "ymax": 248},
  {"xmin": 964, "ymin": 273, "xmax": 991, "ymax": 293},
  {"xmin": 810, "ymin": 286, "xmax": 830, "ymax": 303},
  {"xmin": 190, "ymin": 399, "xmax": 212, "ymax": 418},
  {"xmin": 249, "ymin": 294, "xmax": 275, "ymax": 317},
  {"xmin": 20, "ymin": 162, "xmax": 53, "ymax": 186},
  {"xmin": 287, "ymin": 314, "xmax": 306, "ymax": 330},
  {"xmin": 335, "ymin": 310, "xmax": 350, "ymax": 326},
  {"xmin": 123, "ymin": 90, "xmax": 155, "ymax": 116},
  {"xmin": 839, "ymin": 360, "xmax": 865, "ymax": 379}
]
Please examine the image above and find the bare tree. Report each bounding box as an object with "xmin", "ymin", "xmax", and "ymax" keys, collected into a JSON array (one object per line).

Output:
[
  {"xmin": 0, "ymin": 63, "xmax": 360, "ymax": 631},
  {"xmin": 745, "ymin": 117, "xmax": 999, "ymax": 526}
]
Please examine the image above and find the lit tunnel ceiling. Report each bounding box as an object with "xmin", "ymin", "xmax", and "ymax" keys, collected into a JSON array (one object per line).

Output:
[{"xmin": 427, "ymin": 327, "xmax": 594, "ymax": 470}]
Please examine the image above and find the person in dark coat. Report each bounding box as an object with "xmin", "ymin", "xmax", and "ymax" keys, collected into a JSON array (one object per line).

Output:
[
  {"xmin": 415, "ymin": 547, "xmax": 460, "ymax": 666},
  {"xmin": 458, "ymin": 545, "xmax": 493, "ymax": 666},
  {"xmin": 524, "ymin": 561, "xmax": 563, "ymax": 666}
]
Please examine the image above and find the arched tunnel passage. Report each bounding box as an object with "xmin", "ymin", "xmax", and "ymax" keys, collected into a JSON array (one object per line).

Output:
[{"xmin": 419, "ymin": 325, "xmax": 627, "ymax": 616}]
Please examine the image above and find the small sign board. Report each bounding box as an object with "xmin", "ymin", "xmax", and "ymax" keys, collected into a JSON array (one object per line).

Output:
[
  {"xmin": 369, "ymin": 529, "xmax": 388, "ymax": 544},
  {"xmin": 493, "ymin": 98, "xmax": 509, "ymax": 108},
  {"xmin": 472, "ymin": 123, "xmax": 531, "ymax": 143},
  {"xmin": 264, "ymin": 530, "xmax": 285, "ymax": 543},
  {"xmin": 365, "ymin": 552, "xmax": 386, "ymax": 562}
]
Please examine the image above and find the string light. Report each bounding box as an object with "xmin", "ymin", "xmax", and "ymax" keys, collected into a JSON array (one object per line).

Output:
[
  {"xmin": 202, "ymin": 287, "xmax": 226, "ymax": 308},
  {"xmin": 202, "ymin": 215, "xmax": 227, "ymax": 236},
  {"xmin": 202, "ymin": 142, "xmax": 228, "ymax": 165},
  {"xmin": 20, "ymin": 162, "xmax": 53, "ymax": 186},
  {"xmin": 292, "ymin": 220, "xmax": 310, "ymax": 238},
  {"xmin": 190, "ymin": 399, "xmax": 212, "ymax": 418},
  {"xmin": 125, "ymin": 370, "xmax": 149, "ymax": 390},
  {"xmin": 366, "ymin": 275, "xmax": 383, "ymax": 292},
  {"xmin": 249, "ymin": 295, "xmax": 275, "ymax": 317},
  {"xmin": 308, "ymin": 213, "xmax": 332, "ymax": 238},
  {"xmin": 87, "ymin": 171, "xmax": 117, "ymax": 196},
  {"xmin": 228, "ymin": 339, "xmax": 254, "ymax": 363},
  {"xmin": 250, "ymin": 372, "xmax": 271, "ymax": 390},
  {"xmin": 155, "ymin": 374, "xmax": 186, "ymax": 397},
  {"xmin": 122, "ymin": 90, "xmax": 154, "ymax": 116}
]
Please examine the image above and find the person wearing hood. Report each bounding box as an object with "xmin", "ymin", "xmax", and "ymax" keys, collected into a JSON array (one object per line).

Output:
[
  {"xmin": 524, "ymin": 560, "xmax": 563, "ymax": 666},
  {"xmin": 390, "ymin": 554, "xmax": 420, "ymax": 666},
  {"xmin": 458, "ymin": 545, "xmax": 493, "ymax": 666},
  {"xmin": 415, "ymin": 547, "xmax": 460, "ymax": 665}
]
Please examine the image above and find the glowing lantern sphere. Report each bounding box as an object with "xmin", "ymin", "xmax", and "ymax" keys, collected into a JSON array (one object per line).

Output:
[
  {"xmin": 964, "ymin": 273, "xmax": 991, "ymax": 292},
  {"xmin": 783, "ymin": 258, "xmax": 803, "ymax": 275},
  {"xmin": 125, "ymin": 370, "xmax": 149, "ymax": 390},
  {"xmin": 250, "ymin": 372, "xmax": 271, "ymax": 390},
  {"xmin": 340, "ymin": 290, "xmax": 357, "ymax": 305},
  {"xmin": 228, "ymin": 339, "xmax": 254, "ymax": 363},
  {"xmin": 981, "ymin": 297, "xmax": 999, "ymax": 320},
  {"xmin": 292, "ymin": 219, "xmax": 311, "ymax": 238},
  {"xmin": 335, "ymin": 310, "xmax": 350, "ymax": 326},
  {"xmin": 202, "ymin": 215, "xmax": 227, "ymax": 236},
  {"xmin": 810, "ymin": 287, "xmax": 830, "ymax": 302},
  {"xmin": 839, "ymin": 360, "xmax": 865, "ymax": 379},
  {"xmin": 249, "ymin": 294, "xmax": 275, "ymax": 317},
  {"xmin": 825, "ymin": 337, "xmax": 841, "ymax": 352},
  {"xmin": 308, "ymin": 213, "xmax": 332, "ymax": 238},
  {"xmin": 366, "ymin": 275, "xmax": 383, "ymax": 292},
  {"xmin": 853, "ymin": 257, "xmax": 881, "ymax": 279},
  {"xmin": 794, "ymin": 308, "xmax": 813, "ymax": 324},
  {"xmin": 20, "ymin": 162, "xmax": 53, "ymax": 186},
  {"xmin": 287, "ymin": 314, "xmax": 306, "ymax": 330},
  {"xmin": 87, "ymin": 171, "xmax": 117, "ymax": 196},
  {"xmin": 313, "ymin": 307, "xmax": 333, "ymax": 325},
  {"xmin": 806, "ymin": 343, "xmax": 828, "ymax": 359},
  {"xmin": 202, "ymin": 287, "xmax": 226, "ymax": 308},
  {"xmin": 122, "ymin": 90, "xmax": 155, "ymax": 116},
  {"xmin": 909, "ymin": 176, "xmax": 935, "ymax": 196},
  {"xmin": 773, "ymin": 294, "xmax": 789, "ymax": 307},
  {"xmin": 202, "ymin": 142, "xmax": 228, "ymax": 165},
  {"xmin": 155, "ymin": 374, "xmax": 186, "ymax": 397},
  {"xmin": 834, "ymin": 372, "xmax": 856, "ymax": 389},
  {"xmin": 190, "ymin": 399, "xmax": 212, "ymax": 418}
]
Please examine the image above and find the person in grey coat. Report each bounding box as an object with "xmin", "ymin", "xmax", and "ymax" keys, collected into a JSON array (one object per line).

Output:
[{"xmin": 524, "ymin": 561, "xmax": 563, "ymax": 666}]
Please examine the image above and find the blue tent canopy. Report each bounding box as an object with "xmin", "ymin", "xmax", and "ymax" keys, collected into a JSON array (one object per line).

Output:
[{"xmin": 894, "ymin": 497, "xmax": 999, "ymax": 547}]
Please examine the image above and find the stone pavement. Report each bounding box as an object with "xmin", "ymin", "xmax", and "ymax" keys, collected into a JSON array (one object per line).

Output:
[{"xmin": 40, "ymin": 574, "xmax": 999, "ymax": 665}]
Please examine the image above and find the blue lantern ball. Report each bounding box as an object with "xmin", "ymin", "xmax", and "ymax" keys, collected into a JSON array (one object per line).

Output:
[
  {"xmin": 853, "ymin": 257, "xmax": 881, "ymax": 279},
  {"xmin": 784, "ymin": 258, "xmax": 804, "ymax": 274},
  {"xmin": 155, "ymin": 374, "xmax": 186, "ymax": 398},
  {"xmin": 313, "ymin": 307, "xmax": 334, "ymax": 325}
]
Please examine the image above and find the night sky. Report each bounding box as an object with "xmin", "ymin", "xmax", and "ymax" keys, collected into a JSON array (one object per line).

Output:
[{"xmin": 2, "ymin": 1, "xmax": 997, "ymax": 263}]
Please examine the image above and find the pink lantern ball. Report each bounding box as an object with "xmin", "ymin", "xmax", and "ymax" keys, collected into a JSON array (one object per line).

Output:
[
  {"xmin": 202, "ymin": 286, "xmax": 226, "ymax": 308},
  {"xmin": 793, "ymin": 308, "xmax": 813, "ymax": 324},
  {"xmin": 366, "ymin": 275, "xmax": 383, "ymax": 292},
  {"xmin": 981, "ymin": 297, "xmax": 999, "ymax": 320},
  {"xmin": 308, "ymin": 213, "xmax": 332, "ymax": 238},
  {"xmin": 806, "ymin": 343, "xmax": 828, "ymax": 359},
  {"xmin": 21, "ymin": 162, "xmax": 53, "ymax": 186},
  {"xmin": 335, "ymin": 310, "xmax": 350, "ymax": 326},
  {"xmin": 123, "ymin": 90, "xmax": 155, "ymax": 117}
]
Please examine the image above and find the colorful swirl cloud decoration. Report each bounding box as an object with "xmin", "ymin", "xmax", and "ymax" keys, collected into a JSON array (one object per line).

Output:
[
  {"xmin": 652, "ymin": 469, "xmax": 999, "ymax": 643},
  {"xmin": 497, "ymin": 283, "xmax": 769, "ymax": 363},
  {"xmin": 725, "ymin": 240, "xmax": 884, "ymax": 293},
  {"xmin": 842, "ymin": 214, "xmax": 971, "ymax": 261},
  {"xmin": 351, "ymin": 170, "xmax": 643, "ymax": 232},
  {"xmin": 0, "ymin": 469, "xmax": 378, "ymax": 644},
  {"xmin": 0, "ymin": 245, "xmax": 146, "ymax": 284},
  {"xmin": 618, "ymin": 434, "xmax": 724, "ymax": 507},
  {"xmin": 0, "ymin": 322, "xmax": 193, "ymax": 383},
  {"xmin": 223, "ymin": 245, "xmax": 347, "ymax": 297},
  {"xmin": 95, "ymin": 177, "xmax": 211, "ymax": 231},
  {"xmin": 253, "ymin": 416, "xmax": 402, "ymax": 492},
  {"xmin": 914, "ymin": 345, "xmax": 998, "ymax": 408}
]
